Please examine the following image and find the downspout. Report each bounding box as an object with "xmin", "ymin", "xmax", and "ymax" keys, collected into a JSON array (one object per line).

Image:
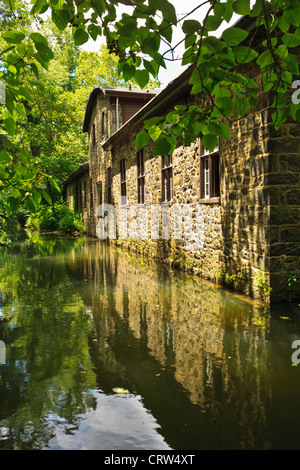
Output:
[{"xmin": 116, "ymin": 96, "xmax": 120, "ymax": 131}]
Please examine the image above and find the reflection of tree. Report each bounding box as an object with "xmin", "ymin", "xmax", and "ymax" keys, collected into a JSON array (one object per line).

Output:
[{"xmin": 0, "ymin": 234, "xmax": 96, "ymax": 450}]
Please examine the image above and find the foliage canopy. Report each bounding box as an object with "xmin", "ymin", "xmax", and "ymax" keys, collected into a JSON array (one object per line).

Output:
[{"xmin": 1, "ymin": 0, "xmax": 300, "ymax": 232}]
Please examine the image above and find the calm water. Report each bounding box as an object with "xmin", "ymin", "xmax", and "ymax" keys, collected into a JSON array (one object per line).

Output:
[{"xmin": 1, "ymin": 232, "xmax": 300, "ymax": 450}]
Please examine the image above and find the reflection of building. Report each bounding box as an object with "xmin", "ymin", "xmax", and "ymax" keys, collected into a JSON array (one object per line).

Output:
[
  {"xmin": 64, "ymin": 15, "xmax": 300, "ymax": 303},
  {"xmin": 65, "ymin": 240, "xmax": 272, "ymax": 449}
]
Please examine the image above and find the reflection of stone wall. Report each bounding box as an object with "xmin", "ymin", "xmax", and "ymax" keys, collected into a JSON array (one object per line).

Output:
[{"xmin": 78, "ymin": 241, "xmax": 271, "ymax": 436}]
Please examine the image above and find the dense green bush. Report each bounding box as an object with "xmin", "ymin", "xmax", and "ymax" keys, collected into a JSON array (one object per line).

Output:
[{"xmin": 26, "ymin": 201, "xmax": 85, "ymax": 234}]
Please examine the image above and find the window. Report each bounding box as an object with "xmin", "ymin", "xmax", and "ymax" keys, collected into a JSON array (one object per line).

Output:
[
  {"xmin": 137, "ymin": 150, "xmax": 145, "ymax": 204},
  {"xmin": 83, "ymin": 181, "xmax": 87, "ymax": 209},
  {"xmin": 200, "ymin": 139, "xmax": 220, "ymax": 201},
  {"xmin": 107, "ymin": 166, "xmax": 112, "ymax": 204},
  {"xmin": 101, "ymin": 111, "xmax": 105, "ymax": 135},
  {"xmin": 90, "ymin": 178, "xmax": 93, "ymax": 208},
  {"xmin": 120, "ymin": 159, "xmax": 126, "ymax": 198},
  {"xmin": 92, "ymin": 123, "xmax": 96, "ymax": 146},
  {"xmin": 161, "ymin": 155, "xmax": 173, "ymax": 202},
  {"xmin": 97, "ymin": 182, "xmax": 102, "ymax": 217},
  {"xmin": 78, "ymin": 183, "xmax": 82, "ymax": 210}
]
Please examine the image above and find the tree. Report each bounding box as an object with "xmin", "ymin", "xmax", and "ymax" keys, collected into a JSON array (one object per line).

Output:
[{"xmin": 1, "ymin": 0, "xmax": 300, "ymax": 232}]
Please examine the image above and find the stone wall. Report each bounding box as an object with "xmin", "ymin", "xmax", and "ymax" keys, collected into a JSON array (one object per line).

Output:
[
  {"xmin": 267, "ymin": 119, "xmax": 300, "ymax": 301},
  {"xmin": 65, "ymin": 169, "xmax": 90, "ymax": 228}
]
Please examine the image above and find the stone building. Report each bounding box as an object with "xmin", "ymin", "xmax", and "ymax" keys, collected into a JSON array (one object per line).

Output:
[
  {"xmin": 65, "ymin": 16, "xmax": 300, "ymax": 303},
  {"xmin": 64, "ymin": 161, "xmax": 90, "ymax": 227}
]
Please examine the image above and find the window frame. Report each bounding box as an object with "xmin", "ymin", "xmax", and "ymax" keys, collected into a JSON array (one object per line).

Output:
[
  {"xmin": 137, "ymin": 150, "xmax": 145, "ymax": 205},
  {"xmin": 199, "ymin": 139, "xmax": 220, "ymax": 203},
  {"xmin": 120, "ymin": 158, "xmax": 126, "ymax": 199},
  {"xmin": 90, "ymin": 177, "xmax": 94, "ymax": 208},
  {"xmin": 161, "ymin": 154, "xmax": 173, "ymax": 203},
  {"xmin": 107, "ymin": 166, "xmax": 112, "ymax": 205}
]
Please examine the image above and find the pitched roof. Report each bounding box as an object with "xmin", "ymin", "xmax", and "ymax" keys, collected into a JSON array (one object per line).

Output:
[
  {"xmin": 63, "ymin": 162, "xmax": 89, "ymax": 186},
  {"xmin": 82, "ymin": 85, "xmax": 159, "ymax": 132}
]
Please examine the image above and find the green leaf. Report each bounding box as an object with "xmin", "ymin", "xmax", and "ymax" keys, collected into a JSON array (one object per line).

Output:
[
  {"xmin": 15, "ymin": 102, "xmax": 27, "ymax": 119},
  {"xmin": 160, "ymin": 19, "xmax": 173, "ymax": 43},
  {"xmin": 91, "ymin": 0, "xmax": 105, "ymax": 15},
  {"xmin": 222, "ymin": 27, "xmax": 248, "ymax": 46},
  {"xmin": 256, "ymin": 50, "xmax": 273, "ymax": 69},
  {"xmin": 233, "ymin": 0, "xmax": 250, "ymax": 15},
  {"xmin": 136, "ymin": 130, "xmax": 149, "ymax": 151},
  {"xmin": 30, "ymin": 62, "xmax": 39, "ymax": 78},
  {"xmin": 232, "ymin": 45, "xmax": 258, "ymax": 63},
  {"xmin": 42, "ymin": 190, "xmax": 52, "ymax": 205},
  {"xmin": 34, "ymin": 41, "xmax": 54, "ymax": 61},
  {"xmin": 282, "ymin": 33, "xmax": 300, "ymax": 47},
  {"xmin": 88, "ymin": 24, "xmax": 102, "ymax": 41},
  {"xmin": 31, "ymin": 0, "xmax": 49, "ymax": 15},
  {"xmin": 206, "ymin": 15, "xmax": 223, "ymax": 31},
  {"xmin": 202, "ymin": 134, "xmax": 218, "ymax": 152},
  {"xmin": 153, "ymin": 135, "xmax": 172, "ymax": 156},
  {"xmin": 215, "ymin": 96, "xmax": 233, "ymax": 117},
  {"xmin": 4, "ymin": 116, "xmax": 16, "ymax": 136},
  {"xmin": 0, "ymin": 150, "xmax": 12, "ymax": 164},
  {"xmin": 73, "ymin": 28, "xmax": 89, "ymax": 46},
  {"xmin": 2, "ymin": 30, "xmax": 25, "ymax": 44},
  {"xmin": 6, "ymin": 196, "xmax": 20, "ymax": 215},
  {"xmin": 160, "ymin": 0, "xmax": 177, "ymax": 24},
  {"xmin": 208, "ymin": 122, "xmax": 231, "ymax": 141},
  {"xmin": 135, "ymin": 69, "xmax": 149, "ymax": 89},
  {"xmin": 25, "ymin": 197, "xmax": 37, "ymax": 213},
  {"xmin": 122, "ymin": 63, "xmax": 136, "ymax": 82},
  {"xmin": 182, "ymin": 19, "xmax": 201, "ymax": 35},
  {"xmin": 32, "ymin": 190, "xmax": 42, "ymax": 206},
  {"xmin": 52, "ymin": 9, "xmax": 70, "ymax": 31}
]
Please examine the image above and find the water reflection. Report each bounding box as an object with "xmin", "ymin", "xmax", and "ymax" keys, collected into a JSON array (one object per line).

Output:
[{"xmin": 1, "ymin": 233, "xmax": 300, "ymax": 449}]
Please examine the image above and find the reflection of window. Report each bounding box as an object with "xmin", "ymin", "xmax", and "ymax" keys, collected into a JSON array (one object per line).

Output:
[
  {"xmin": 161, "ymin": 155, "xmax": 173, "ymax": 202},
  {"xmin": 107, "ymin": 166, "xmax": 112, "ymax": 204},
  {"xmin": 137, "ymin": 150, "xmax": 145, "ymax": 204},
  {"xmin": 120, "ymin": 159, "xmax": 126, "ymax": 198},
  {"xmin": 200, "ymin": 140, "xmax": 220, "ymax": 201}
]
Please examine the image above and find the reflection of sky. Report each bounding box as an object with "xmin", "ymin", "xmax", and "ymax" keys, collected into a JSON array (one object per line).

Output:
[{"xmin": 46, "ymin": 391, "xmax": 170, "ymax": 451}]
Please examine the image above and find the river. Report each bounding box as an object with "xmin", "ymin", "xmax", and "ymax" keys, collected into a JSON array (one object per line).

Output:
[{"xmin": 0, "ymin": 231, "xmax": 300, "ymax": 450}]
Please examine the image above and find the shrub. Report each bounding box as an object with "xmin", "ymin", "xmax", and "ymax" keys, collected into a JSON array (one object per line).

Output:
[{"xmin": 26, "ymin": 201, "xmax": 85, "ymax": 234}]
